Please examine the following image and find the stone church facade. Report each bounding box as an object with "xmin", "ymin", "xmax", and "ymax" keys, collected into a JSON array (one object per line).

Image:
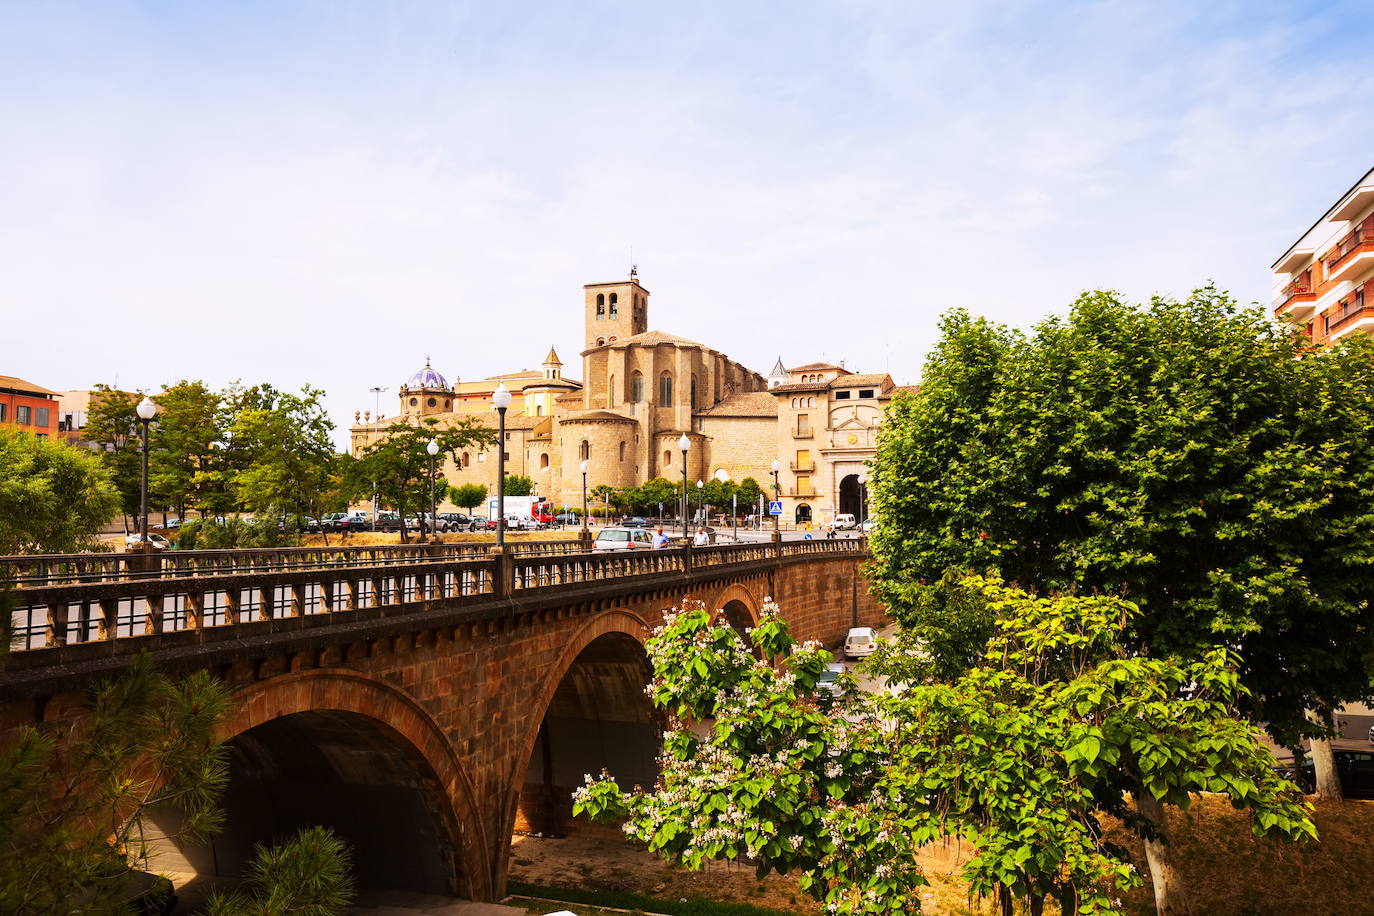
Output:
[{"xmin": 349, "ymin": 276, "xmax": 913, "ymax": 525}]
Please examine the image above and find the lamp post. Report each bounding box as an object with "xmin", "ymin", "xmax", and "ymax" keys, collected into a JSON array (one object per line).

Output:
[
  {"xmin": 136, "ymin": 397, "xmax": 157, "ymax": 547},
  {"xmin": 493, "ymin": 382, "xmax": 511, "ymax": 548},
  {"xmin": 857, "ymin": 472, "xmax": 867, "ymax": 530},
  {"xmin": 426, "ymin": 439, "xmax": 439, "ymax": 543},
  {"xmin": 714, "ymin": 468, "xmax": 733, "ymax": 542},
  {"xmin": 579, "ymin": 459, "xmax": 589, "ymax": 535},
  {"xmin": 695, "ymin": 479, "xmax": 703, "ymax": 526},
  {"xmin": 770, "ymin": 458, "xmax": 782, "ymax": 540},
  {"xmin": 678, "ymin": 433, "xmax": 690, "ymax": 541}
]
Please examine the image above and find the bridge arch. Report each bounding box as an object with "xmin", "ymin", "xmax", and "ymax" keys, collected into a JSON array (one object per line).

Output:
[
  {"xmin": 506, "ymin": 609, "xmax": 658, "ymax": 852},
  {"xmin": 706, "ymin": 583, "xmax": 762, "ymax": 642},
  {"xmin": 183, "ymin": 669, "xmax": 492, "ymax": 900}
]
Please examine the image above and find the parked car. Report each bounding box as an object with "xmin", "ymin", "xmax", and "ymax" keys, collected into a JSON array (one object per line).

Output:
[
  {"xmin": 555, "ymin": 512, "xmax": 579, "ymax": 525},
  {"xmin": 859, "ymin": 518, "xmax": 876, "ymax": 534},
  {"xmin": 467, "ymin": 515, "xmax": 486, "ymax": 531},
  {"xmin": 484, "ymin": 517, "xmax": 501, "ymax": 531},
  {"xmin": 843, "ymin": 626, "xmax": 879, "ymax": 660},
  {"xmin": 505, "ymin": 516, "xmax": 535, "ymax": 531},
  {"xmin": 620, "ymin": 516, "xmax": 649, "ymax": 528},
  {"xmin": 833, "ymin": 513, "xmax": 857, "ymax": 530},
  {"xmin": 164, "ymin": 517, "xmax": 183, "ymax": 530},
  {"xmin": 594, "ymin": 527, "xmax": 655, "ymax": 550},
  {"xmin": 816, "ymin": 662, "xmax": 847, "ymax": 696},
  {"xmin": 125, "ymin": 533, "xmax": 171, "ymax": 550},
  {"xmin": 372, "ymin": 512, "xmax": 403, "ymax": 532},
  {"xmin": 1293, "ymin": 750, "xmax": 1374, "ymax": 798},
  {"xmin": 437, "ymin": 512, "xmax": 470, "ymax": 532}
]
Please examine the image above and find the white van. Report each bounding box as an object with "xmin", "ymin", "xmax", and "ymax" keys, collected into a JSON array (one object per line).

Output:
[
  {"xmin": 843, "ymin": 626, "xmax": 878, "ymax": 659},
  {"xmin": 834, "ymin": 514, "xmax": 857, "ymax": 530}
]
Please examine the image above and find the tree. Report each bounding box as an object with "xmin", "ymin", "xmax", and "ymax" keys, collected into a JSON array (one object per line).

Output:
[
  {"xmin": 0, "ymin": 653, "xmax": 229, "ymax": 911},
  {"xmin": 352, "ymin": 418, "xmax": 494, "ymax": 542},
  {"xmin": 205, "ymin": 826, "xmax": 354, "ymax": 916},
  {"xmin": 228, "ymin": 385, "xmax": 338, "ymax": 526},
  {"xmin": 576, "ymin": 582, "xmax": 1313, "ymax": 916},
  {"xmin": 869, "ymin": 288, "xmax": 1374, "ymax": 785},
  {"xmin": 84, "ymin": 385, "xmax": 144, "ymax": 532},
  {"xmin": 735, "ymin": 477, "xmax": 764, "ymax": 514},
  {"xmin": 0, "ymin": 427, "xmax": 119, "ymax": 554},
  {"xmin": 637, "ymin": 477, "xmax": 677, "ymax": 516},
  {"xmin": 504, "ymin": 474, "xmax": 534, "ymax": 497},
  {"xmin": 451, "ymin": 482, "xmax": 488, "ymax": 517},
  {"xmin": 149, "ymin": 380, "xmax": 223, "ymax": 521}
]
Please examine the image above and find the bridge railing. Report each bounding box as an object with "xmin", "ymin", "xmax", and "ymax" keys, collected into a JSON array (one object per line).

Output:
[
  {"xmin": 6, "ymin": 538, "xmax": 866, "ymax": 653},
  {"xmin": 0, "ymin": 540, "xmax": 583, "ymax": 588}
]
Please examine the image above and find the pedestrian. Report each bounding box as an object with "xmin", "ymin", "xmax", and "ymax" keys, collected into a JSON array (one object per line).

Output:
[
  {"xmin": 652, "ymin": 526, "xmax": 669, "ymax": 549},
  {"xmin": 693, "ymin": 525, "xmax": 709, "ymax": 547}
]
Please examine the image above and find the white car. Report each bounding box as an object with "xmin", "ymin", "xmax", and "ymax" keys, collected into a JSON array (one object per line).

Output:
[
  {"xmin": 594, "ymin": 527, "xmax": 654, "ymax": 550},
  {"xmin": 833, "ymin": 513, "xmax": 857, "ymax": 530},
  {"xmin": 816, "ymin": 662, "xmax": 847, "ymax": 695},
  {"xmin": 843, "ymin": 626, "xmax": 879, "ymax": 659},
  {"xmin": 125, "ymin": 533, "xmax": 171, "ymax": 550}
]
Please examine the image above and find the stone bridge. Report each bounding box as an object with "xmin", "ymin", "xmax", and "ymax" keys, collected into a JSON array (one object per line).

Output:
[{"xmin": 0, "ymin": 538, "xmax": 883, "ymax": 901}]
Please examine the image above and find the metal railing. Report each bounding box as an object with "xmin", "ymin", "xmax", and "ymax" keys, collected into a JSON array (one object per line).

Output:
[{"xmin": 6, "ymin": 539, "xmax": 866, "ymax": 653}]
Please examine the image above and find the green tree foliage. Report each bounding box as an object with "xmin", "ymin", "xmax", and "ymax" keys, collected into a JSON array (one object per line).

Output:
[
  {"xmin": 205, "ymin": 826, "xmax": 354, "ymax": 916},
  {"xmin": 0, "ymin": 654, "xmax": 229, "ymax": 912},
  {"xmin": 83, "ymin": 385, "xmax": 144, "ymax": 528},
  {"xmin": 735, "ymin": 477, "xmax": 764, "ymax": 513},
  {"xmin": 0, "ymin": 427, "xmax": 119, "ymax": 554},
  {"xmin": 869, "ymin": 287, "xmax": 1374, "ymax": 746},
  {"xmin": 351, "ymin": 418, "xmax": 494, "ymax": 542},
  {"xmin": 450, "ymin": 482, "xmax": 488, "ymax": 516},
  {"xmin": 577, "ymin": 582, "xmax": 1313, "ymax": 915},
  {"xmin": 637, "ymin": 477, "xmax": 677, "ymax": 514},
  {"xmin": 228, "ymin": 385, "xmax": 339, "ymax": 522},
  {"xmin": 175, "ymin": 516, "xmax": 298, "ymax": 550},
  {"xmin": 504, "ymin": 474, "xmax": 535, "ymax": 496},
  {"xmin": 149, "ymin": 380, "xmax": 223, "ymax": 520}
]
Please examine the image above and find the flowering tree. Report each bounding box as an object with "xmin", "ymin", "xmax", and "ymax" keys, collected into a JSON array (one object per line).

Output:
[{"xmin": 575, "ymin": 582, "xmax": 1314, "ymax": 915}]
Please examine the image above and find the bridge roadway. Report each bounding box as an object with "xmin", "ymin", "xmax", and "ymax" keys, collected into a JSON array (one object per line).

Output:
[{"xmin": 0, "ymin": 538, "xmax": 883, "ymax": 902}]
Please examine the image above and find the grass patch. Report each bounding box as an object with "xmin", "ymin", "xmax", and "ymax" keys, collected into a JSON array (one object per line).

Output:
[{"xmin": 505, "ymin": 881, "xmax": 800, "ymax": 916}]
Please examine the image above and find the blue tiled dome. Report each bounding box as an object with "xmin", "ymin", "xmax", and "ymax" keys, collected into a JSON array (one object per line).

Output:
[{"xmin": 405, "ymin": 359, "xmax": 449, "ymax": 390}]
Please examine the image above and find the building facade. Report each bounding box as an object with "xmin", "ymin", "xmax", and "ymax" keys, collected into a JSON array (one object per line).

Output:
[
  {"xmin": 1272, "ymin": 167, "xmax": 1374, "ymax": 344},
  {"xmin": 0, "ymin": 375, "xmax": 61, "ymax": 439},
  {"xmin": 350, "ymin": 277, "xmax": 913, "ymax": 525}
]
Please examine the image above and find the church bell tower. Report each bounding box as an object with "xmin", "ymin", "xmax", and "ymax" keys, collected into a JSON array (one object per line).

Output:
[{"xmin": 584, "ymin": 268, "xmax": 649, "ymax": 351}]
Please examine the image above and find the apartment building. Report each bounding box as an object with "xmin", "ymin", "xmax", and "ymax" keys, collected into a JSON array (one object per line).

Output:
[
  {"xmin": 0, "ymin": 375, "xmax": 61, "ymax": 439},
  {"xmin": 1272, "ymin": 167, "xmax": 1374, "ymax": 344}
]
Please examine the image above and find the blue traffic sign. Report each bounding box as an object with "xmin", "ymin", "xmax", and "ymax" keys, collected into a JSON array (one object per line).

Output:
[{"xmin": 768, "ymin": 500, "xmax": 784, "ymax": 516}]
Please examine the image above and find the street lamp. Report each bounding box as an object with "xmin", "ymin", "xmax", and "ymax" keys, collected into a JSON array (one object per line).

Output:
[
  {"xmin": 695, "ymin": 479, "xmax": 704, "ymax": 526},
  {"xmin": 678, "ymin": 433, "xmax": 690, "ymax": 540},
  {"xmin": 136, "ymin": 396, "xmax": 157, "ymax": 547},
  {"xmin": 579, "ymin": 459, "xmax": 589, "ymax": 534},
  {"xmin": 770, "ymin": 458, "xmax": 782, "ymax": 539},
  {"xmin": 857, "ymin": 472, "xmax": 868, "ymax": 530},
  {"xmin": 426, "ymin": 439, "xmax": 439, "ymax": 543},
  {"xmin": 493, "ymin": 382, "xmax": 512, "ymax": 548},
  {"xmin": 714, "ymin": 468, "xmax": 733, "ymax": 542}
]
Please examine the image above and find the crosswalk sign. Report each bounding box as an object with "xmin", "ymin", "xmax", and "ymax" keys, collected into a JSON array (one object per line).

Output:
[{"xmin": 768, "ymin": 500, "xmax": 783, "ymax": 516}]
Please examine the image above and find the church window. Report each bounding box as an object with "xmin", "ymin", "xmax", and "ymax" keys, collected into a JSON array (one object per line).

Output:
[
  {"xmin": 807, "ymin": 397, "xmax": 815, "ymax": 407},
  {"xmin": 427, "ymin": 397, "xmax": 437, "ymax": 407},
  {"xmin": 659, "ymin": 372, "xmax": 673, "ymax": 407},
  {"xmin": 609, "ymin": 336, "xmax": 617, "ymax": 342},
  {"xmin": 535, "ymin": 405, "xmax": 543, "ymax": 415},
  {"xmin": 664, "ymin": 449, "xmax": 672, "ymax": 467},
  {"xmin": 631, "ymin": 372, "xmax": 644, "ymax": 403},
  {"xmin": 445, "ymin": 399, "xmax": 451, "ymax": 409},
  {"xmin": 540, "ymin": 453, "xmax": 549, "ymax": 469},
  {"xmin": 409, "ymin": 397, "xmax": 418, "ymax": 406},
  {"xmin": 461, "ymin": 452, "xmax": 470, "ymax": 467},
  {"xmin": 619, "ymin": 441, "xmax": 626, "ymax": 461},
  {"xmin": 835, "ymin": 390, "xmax": 851, "ymax": 400},
  {"xmin": 609, "ymin": 293, "xmax": 618, "ymax": 317},
  {"xmin": 609, "ymin": 375, "xmax": 616, "ymax": 406},
  {"xmin": 596, "ymin": 293, "xmax": 605, "ymax": 317},
  {"xmin": 597, "ymin": 338, "xmax": 605, "ymax": 346},
  {"xmin": 581, "ymin": 440, "xmax": 590, "ymax": 460},
  {"xmin": 690, "ymin": 376, "xmax": 698, "ymax": 409}
]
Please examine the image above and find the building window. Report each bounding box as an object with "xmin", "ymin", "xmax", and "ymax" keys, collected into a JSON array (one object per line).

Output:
[
  {"xmin": 664, "ymin": 449, "xmax": 672, "ymax": 467},
  {"xmin": 619, "ymin": 441, "xmax": 626, "ymax": 461},
  {"xmin": 597, "ymin": 338, "xmax": 605, "ymax": 346},
  {"xmin": 659, "ymin": 372, "xmax": 673, "ymax": 407},
  {"xmin": 36, "ymin": 407, "xmax": 50, "ymax": 427},
  {"xmin": 427, "ymin": 397, "xmax": 437, "ymax": 407},
  {"xmin": 445, "ymin": 399, "xmax": 452, "ymax": 409},
  {"xmin": 596, "ymin": 293, "xmax": 605, "ymax": 317},
  {"xmin": 504, "ymin": 451, "xmax": 510, "ymax": 461},
  {"xmin": 0, "ymin": 404, "xmax": 6, "ymax": 422},
  {"xmin": 835, "ymin": 390, "xmax": 851, "ymax": 400},
  {"xmin": 609, "ymin": 292, "xmax": 618, "ymax": 317},
  {"xmin": 859, "ymin": 389, "xmax": 875, "ymax": 398},
  {"xmin": 806, "ymin": 397, "xmax": 814, "ymax": 408},
  {"xmin": 691, "ymin": 376, "xmax": 698, "ymax": 409},
  {"xmin": 631, "ymin": 373, "xmax": 644, "ymax": 403},
  {"xmin": 796, "ymin": 476, "xmax": 813, "ymax": 496},
  {"xmin": 535, "ymin": 405, "xmax": 543, "ymax": 415},
  {"xmin": 409, "ymin": 397, "xmax": 418, "ymax": 406},
  {"xmin": 797, "ymin": 414, "xmax": 811, "ymax": 436},
  {"xmin": 16, "ymin": 405, "xmax": 30, "ymax": 425},
  {"xmin": 581, "ymin": 440, "xmax": 590, "ymax": 460},
  {"xmin": 462, "ymin": 452, "xmax": 470, "ymax": 468},
  {"xmin": 540, "ymin": 453, "xmax": 549, "ymax": 469},
  {"xmin": 609, "ymin": 375, "xmax": 616, "ymax": 406}
]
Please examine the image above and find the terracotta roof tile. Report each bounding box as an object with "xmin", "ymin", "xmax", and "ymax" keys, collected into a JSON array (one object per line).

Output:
[{"xmin": 697, "ymin": 391, "xmax": 780, "ymax": 417}]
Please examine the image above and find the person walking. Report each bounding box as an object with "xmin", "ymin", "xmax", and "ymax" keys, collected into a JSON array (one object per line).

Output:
[
  {"xmin": 651, "ymin": 526, "xmax": 669, "ymax": 549},
  {"xmin": 693, "ymin": 525, "xmax": 709, "ymax": 547}
]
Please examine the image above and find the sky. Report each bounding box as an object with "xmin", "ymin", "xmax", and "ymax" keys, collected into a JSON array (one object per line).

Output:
[{"xmin": 2, "ymin": 1, "xmax": 1371, "ymax": 445}]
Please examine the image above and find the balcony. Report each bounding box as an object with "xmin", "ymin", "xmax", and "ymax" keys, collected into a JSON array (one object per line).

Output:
[
  {"xmin": 1274, "ymin": 272, "xmax": 1316, "ymax": 319},
  {"xmin": 790, "ymin": 460, "xmax": 816, "ymax": 472},
  {"xmin": 1323, "ymin": 219, "xmax": 1374, "ymax": 284},
  {"xmin": 1327, "ymin": 301, "xmax": 1374, "ymax": 340},
  {"xmin": 792, "ymin": 429, "xmax": 814, "ymax": 439},
  {"xmin": 1332, "ymin": 184, "xmax": 1374, "ymax": 222},
  {"xmin": 1273, "ymin": 247, "xmax": 1315, "ymax": 274}
]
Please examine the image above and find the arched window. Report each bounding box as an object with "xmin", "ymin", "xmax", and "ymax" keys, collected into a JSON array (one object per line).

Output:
[
  {"xmin": 597, "ymin": 338, "xmax": 605, "ymax": 346},
  {"xmin": 630, "ymin": 372, "xmax": 644, "ymax": 403},
  {"xmin": 807, "ymin": 397, "xmax": 815, "ymax": 407},
  {"xmin": 596, "ymin": 293, "xmax": 605, "ymax": 317},
  {"xmin": 663, "ymin": 449, "xmax": 672, "ymax": 467},
  {"xmin": 690, "ymin": 375, "xmax": 698, "ymax": 409},
  {"xmin": 444, "ymin": 399, "xmax": 451, "ymax": 409},
  {"xmin": 461, "ymin": 452, "xmax": 470, "ymax": 468},
  {"xmin": 659, "ymin": 372, "xmax": 673, "ymax": 407},
  {"xmin": 580, "ymin": 440, "xmax": 590, "ymax": 460},
  {"xmin": 540, "ymin": 453, "xmax": 549, "ymax": 469},
  {"xmin": 619, "ymin": 441, "xmax": 626, "ymax": 461},
  {"xmin": 609, "ymin": 292, "xmax": 618, "ymax": 317},
  {"xmin": 535, "ymin": 405, "xmax": 543, "ymax": 415}
]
